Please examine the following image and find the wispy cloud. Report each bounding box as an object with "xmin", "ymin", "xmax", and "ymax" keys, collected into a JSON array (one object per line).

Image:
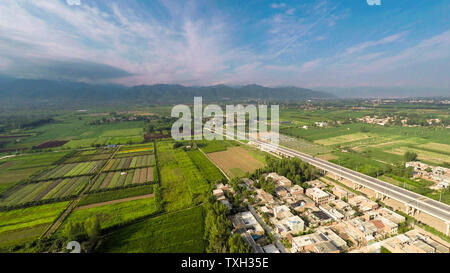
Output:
[{"xmin": 0, "ymin": 0, "xmax": 448, "ymax": 89}]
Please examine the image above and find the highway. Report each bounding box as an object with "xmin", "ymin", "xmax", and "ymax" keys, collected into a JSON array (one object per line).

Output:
[{"xmin": 251, "ymin": 139, "xmax": 450, "ymax": 223}]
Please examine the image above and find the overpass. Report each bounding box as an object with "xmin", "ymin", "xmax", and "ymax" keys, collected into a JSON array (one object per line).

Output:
[{"xmin": 250, "ymin": 139, "xmax": 450, "ymax": 236}]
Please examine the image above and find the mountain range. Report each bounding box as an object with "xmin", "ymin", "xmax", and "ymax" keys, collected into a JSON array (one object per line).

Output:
[{"xmin": 0, "ymin": 78, "xmax": 335, "ymax": 107}]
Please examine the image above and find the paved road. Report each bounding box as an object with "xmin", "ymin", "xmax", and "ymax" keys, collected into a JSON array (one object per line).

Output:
[{"xmin": 252, "ymin": 139, "xmax": 450, "ymax": 223}]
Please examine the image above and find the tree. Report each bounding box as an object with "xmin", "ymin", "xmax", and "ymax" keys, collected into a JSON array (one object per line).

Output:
[
  {"xmin": 404, "ymin": 151, "xmax": 418, "ymax": 162},
  {"xmin": 64, "ymin": 222, "xmax": 86, "ymax": 242},
  {"xmin": 228, "ymin": 233, "xmax": 252, "ymax": 253}
]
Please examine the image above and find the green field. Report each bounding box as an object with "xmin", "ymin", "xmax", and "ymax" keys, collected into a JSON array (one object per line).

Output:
[
  {"xmin": 78, "ymin": 185, "xmax": 154, "ymax": 207},
  {"xmin": 60, "ymin": 196, "xmax": 158, "ymax": 233},
  {"xmin": 97, "ymin": 206, "xmax": 205, "ymax": 253},
  {"xmin": 89, "ymin": 167, "xmax": 155, "ymax": 192},
  {"xmin": 0, "ymin": 152, "xmax": 69, "ymax": 195},
  {"xmin": 1, "ymin": 176, "xmax": 90, "ymax": 207},
  {"xmin": 0, "ymin": 202, "xmax": 69, "ymax": 248}
]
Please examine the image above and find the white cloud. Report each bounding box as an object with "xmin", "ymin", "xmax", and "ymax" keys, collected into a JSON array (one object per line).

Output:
[
  {"xmin": 271, "ymin": 3, "xmax": 286, "ymax": 9},
  {"xmin": 66, "ymin": 0, "xmax": 81, "ymax": 6}
]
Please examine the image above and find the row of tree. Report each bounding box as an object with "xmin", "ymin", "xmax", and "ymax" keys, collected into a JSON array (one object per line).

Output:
[{"xmin": 204, "ymin": 196, "xmax": 252, "ymax": 253}]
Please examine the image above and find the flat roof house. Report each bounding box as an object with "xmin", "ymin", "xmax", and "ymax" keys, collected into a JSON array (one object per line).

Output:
[{"xmin": 306, "ymin": 187, "xmax": 329, "ymax": 206}]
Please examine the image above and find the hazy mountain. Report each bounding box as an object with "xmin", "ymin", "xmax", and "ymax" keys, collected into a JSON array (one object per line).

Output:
[
  {"xmin": 0, "ymin": 78, "xmax": 335, "ymax": 107},
  {"xmin": 316, "ymin": 86, "xmax": 450, "ymax": 98}
]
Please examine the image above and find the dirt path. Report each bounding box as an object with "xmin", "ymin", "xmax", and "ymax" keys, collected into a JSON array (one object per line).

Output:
[{"xmin": 76, "ymin": 194, "xmax": 154, "ymax": 210}]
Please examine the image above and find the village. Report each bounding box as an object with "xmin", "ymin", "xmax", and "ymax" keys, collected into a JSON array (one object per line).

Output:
[{"xmin": 212, "ymin": 172, "xmax": 449, "ymax": 253}]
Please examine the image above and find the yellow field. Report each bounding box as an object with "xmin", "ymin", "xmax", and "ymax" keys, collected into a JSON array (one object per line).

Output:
[
  {"xmin": 207, "ymin": 147, "xmax": 264, "ymax": 178},
  {"xmin": 386, "ymin": 147, "xmax": 450, "ymax": 164},
  {"xmin": 417, "ymin": 142, "xmax": 450, "ymax": 153},
  {"xmin": 315, "ymin": 133, "xmax": 372, "ymax": 146},
  {"xmin": 117, "ymin": 147, "xmax": 153, "ymax": 154}
]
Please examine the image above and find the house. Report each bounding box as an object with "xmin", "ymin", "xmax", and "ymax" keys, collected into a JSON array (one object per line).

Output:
[
  {"xmin": 255, "ymin": 189, "xmax": 274, "ymax": 203},
  {"xmin": 332, "ymin": 187, "xmax": 354, "ymax": 200},
  {"xmin": 290, "ymin": 196, "xmax": 316, "ymax": 212},
  {"xmin": 289, "ymin": 185, "xmax": 304, "ymax": 197},
  {"xmin": 267, "ymin": 173, "xmax": 292, "ymax": 188},
  {"xmin": 377, "ymin": 216, "xmax": 398, "ymax": 235},
  {"xmin": 273, "ymin": 205, "xmax": 294, "ymax": 219},
  {"xmin": 305, "ymin": 187, "xmax": 329, "ymax": 205},
  {"xmin": 381, "ymin": 230, "xmax": 449, "ymax": 253},
  {"xmin": 232, "ymin": 211, "xmax": 264, "ymax": 236},
  {"xmin": 348, "ymin": 195, "xmax": 378, "ymax": 211},
  {"xmin": 275, "ymin": 187, "xmax": 288, "ymax": 198},
  {"xmin": 213, "ymin": 189, "xmax": 224, "ymax": 197},
  {"xmin": 378, "ymin": 207, "xmax": 406, "ymax": 224},
  {"xmin": 319, "ymin": 205, "xmax": 344, "ymax": 221},
  {"xmin": 262, "ymin": 244, "xmax": 280, "ymax": 253},
  {"xmin": 315, "ymin": 121, "xmax": 328, "ymax": 127},
  {"xmin": 290, "ymin": 227, "xmax": 347, "ymax": 253},
  {"xmin": 276, "ymin": 216, "xmax": 304, "ymax": 236}
]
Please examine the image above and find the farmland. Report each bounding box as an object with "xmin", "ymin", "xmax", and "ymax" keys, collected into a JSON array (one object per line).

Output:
[
  {"xmin": 207, "ymin": 146, "xmax": 265, "ymax": 178},
  {"xmin": 186, "ymin": 149, "xmax": 224, "ymax": 183},
  {"xmin": 78, "ymin": 185, "xmax": 154, "ymax": 207},
  {"xmin": 97, "ymin": 206, "xmax": 205, "ymax": 253},
  {"xmin": 89, "ymin": 167, "xmax": 155, "ymax": 192},
  {"xmin": 0, "ymin": 151, "xmax": 69, "ymax": 195},
  {"xmin": 0, "ymin": 202, "xmax": 69, "ymax": 249},
  {"xmin": 0, "ymin": 176, "xmax": 90, "ymax": 207},
  {"xmin": 278, "ymin": 105, "xmax": 450, "ymax": 204},
  {"xmin": 36, "ymin": 161, "xmax": 105, "ymax": 180},
  {"xmin": 60, "ymin": 196, "xmax": 159, "ymax": 233},
  {"xmin": 102, "ymin": 154, "xmax": 155, "ymax": 172}
]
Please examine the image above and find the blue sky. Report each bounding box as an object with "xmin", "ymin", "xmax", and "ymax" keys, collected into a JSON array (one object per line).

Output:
[{"xmin": 0, "ymin": 0, "xmax": 449, "ymax": 89}]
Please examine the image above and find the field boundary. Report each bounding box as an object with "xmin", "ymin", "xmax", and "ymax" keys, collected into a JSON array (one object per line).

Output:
[{"xmin": 75, "ymin": 193, "xmax": 154, "ymax": 210}]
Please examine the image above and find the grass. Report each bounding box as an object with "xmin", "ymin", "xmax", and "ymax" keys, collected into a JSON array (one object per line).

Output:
[
  {"xmin": 186, "ymin": 149, "xmax": 225, "ymax": 183},
  {"xmin": 159, "ymin": 164, "xmax": 192, "ymax": 212},
  {"xmin": 0, "ymin": 202, "xmax": 69, "ymax": 248},
  {"xmin": 196, "ymin": 139, "xmax": 238, "ymax": 153},
  {"xmin": 0, "ymin": 176, "xmax": 90, "ymax": 207},
  {"xmin": 60, "ymin": 196, "xmax": 158, "ymax": 233},
  {"xmin": 78, "ymin": 185, "xmax": 154, "ymax": 206},
  {"xmin": 97, "ymin": 206, "xmax": 205, "ymax": 253}
]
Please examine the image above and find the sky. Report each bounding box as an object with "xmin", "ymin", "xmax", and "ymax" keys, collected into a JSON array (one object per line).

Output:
[{"xmin": 0, "ymin": 0, "xmax": 449, "ymax": 90}]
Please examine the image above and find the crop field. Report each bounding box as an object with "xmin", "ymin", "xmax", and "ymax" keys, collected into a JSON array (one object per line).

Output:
[
  {"xmin": 280, "ymin": 134, "xmax": 332, "ymax": 155},
  {"xmin": 157, "ymin": 141, "xmax": 192, "ymax": 212},
  {"xmin": 97, "ymin": 206, "xmax": 205, "ymax": 253},
  {"xmin": 207, "ymin": 146, "xmax": 265, "ymax": 178},
  {"xmin": 386, "ymin": 147, "xmax": 450, "ymax": 165},
  {"xmin": 0, "ymin": 202, "xmax": 69, "ymax": 248},
  {"xmin": 159, "ymin": 164, "xmax": 192, "ymax": 212},
  {"xmin": 37, "ymin": 161, "xmax": 105, "ymax": 180},
  {"xmin": 103, "ymin": 155, "xmax": 155, "ymax": 172},
  {"xmin": 196, "ymin": 139, "xmax": 239, "ymax": 153},
  {"xmin": 173, "ymin": 148, "xmax": 212, "ymax": 195},
  {"xmin": 186, "ymin": 150, "xmax": 225, "ymax": 183},
  {"xmin": 63, "ymin": 153, "xmax": 111, "ymax": 163},
  {"xmin": 314, "ymin": 132, "xmax": 372, "ymax": 146},
  {"xmin": 0, "ymin": 151, "xmax": 69, "ymax": 195},
  {"xmin": 417, "ymin": 142, "xmax": 450, "ymax": 154},
  {"xmin": 0, "ymin": 176, "xmax": 90, "ymax": 207},
  {"xmin": 117, "ymin": 143, "xmax": 154, "ymax": 156},
  {"xmin": 12, "ymin": 116, "xmax": 145, "ymax": 149},
  {"xmin": 78, "ymin": 185, "xmax": 154, "ymax": 207},
  {"xmin": 60, "ymin": 196, "xmax": 158, "ymax": 233},
  {"xmin": 89, "ymin": 167, "xmax": 155, "ymax": 192}
]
